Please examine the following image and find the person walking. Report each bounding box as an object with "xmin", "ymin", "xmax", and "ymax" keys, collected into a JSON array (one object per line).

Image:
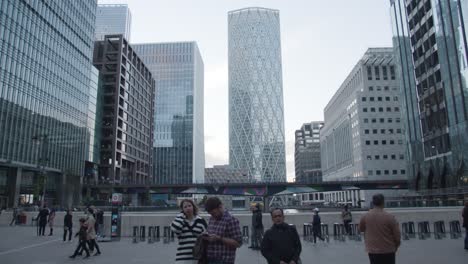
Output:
[
  {"xmin": 9, "ymin": 207, "xmax": 18, "ymax": 226},
  {"xmin": 261, "ymin": 208, "xmax": 302, "ymax": 264},
  {"xmin": 48, "ymin": 208, "xmax": 56, "ymax": 236},
  {"xmin": 203, "ymin": 197, "xmax": 242, "ymax": 264},
  {"xmin": 63, "ymin": 210, "xmax": 73, "ymax": 242},
  {"xmin": 85, "ymin": 207, "xmax": 101, "ymax": 256},
  {"xmin": 69, "ymin": 218, "xmax": 90, "ymax": 259},
  {"xmin": 36, "ymin": 206, "xmax": 49, "ymax": 236},
  {"xmin": 96, "ymin": 209, "xmax": 104, "ymax": 238},
  {"xmin": 312, "ymin": 208, "xmax": 325, "ymax": 244},
  {"xmin": 171, "ymin": 199, "xmax": 208, "ymax": 263},
  {"xmin": 463, "ymin": 201, "xmax": 468, "ymax": 250},
  {"xmin": 342, "ymin": 205, "xmax": 353, "ymax": 235},
  {"xmin": 359, "ymin": 194, "xmax": 401, "ymax": 264},
  {"xmin": 249, "ymin": 203, "xmax": 263, "ymax": 250}
]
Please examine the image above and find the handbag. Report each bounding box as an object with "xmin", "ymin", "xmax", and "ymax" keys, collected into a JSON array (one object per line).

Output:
[{"xmin": 193, "ymin": 235, "xmax": 207, "ymax": 264}]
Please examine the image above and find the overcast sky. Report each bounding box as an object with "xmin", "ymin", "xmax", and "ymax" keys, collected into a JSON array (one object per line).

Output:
[{"xmin": 99, "ymin": 0, "xmax": 394, "ymax": 181}]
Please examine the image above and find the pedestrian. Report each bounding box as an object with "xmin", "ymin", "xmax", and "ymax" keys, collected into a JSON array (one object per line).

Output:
[
  {"xmin": 69, "ymin": 218, "xmax": 90, "ymax": 259},
  {"xmin": 9, "ymin": 207, "xmax": 18, "ymax": 226},
  {"xmin": 63, "ymin": 210, "xmax": 73, "ymax": 242},
  {"xmin": 96, "ymin": 209, "xmax": 104, "ymax": 237},
  {"xmin": 463, "ymin": 201, "xmax": 468, "ymax": 250},
  {"xmin": 312, "ymin": 208, "xmax": 324, "ymax": 243},
  {"xmin": 261, "ymin": 208, "xmax": 302, "ymax": 264},
  {"xmin": 342, "ymin": 205, "xmax": 352, "ymax": 234},
  {"xmin": 171, "ymin": 199, "xmax": 208, "ymax": 263},
  {"xmin": 359, "ymin": 194, "xmax": 400, "ymax": 264},
  {"xmin": 36, "ymin": 206, "xmax": 49, "ymax": 236},
  {"xmin": 85, "ymin": 207, "xmax": 101, "ymax": 256},
  {"xmin": 203, "ymin": 197, "xmax": 242, "ymax": 264},
  {"xmin": 48, "ymin": 208, "xmax": 56, "ymax": 236},
  {"xmin": 248, "ymin": 203, "xmax": 263, "ymax": 250}
]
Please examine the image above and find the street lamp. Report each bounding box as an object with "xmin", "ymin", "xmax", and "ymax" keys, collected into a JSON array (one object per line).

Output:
[{"xmin": 32, "ymin": 134, "xmax": 48, "ymax": 208}]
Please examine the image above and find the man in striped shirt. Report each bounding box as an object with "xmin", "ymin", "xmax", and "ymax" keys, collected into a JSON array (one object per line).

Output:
[{"xmin": 203, "ymin": 197, "xmax": 242, "ymax": 264}]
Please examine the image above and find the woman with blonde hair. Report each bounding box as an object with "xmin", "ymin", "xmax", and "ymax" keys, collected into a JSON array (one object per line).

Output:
[{"xmin": 171, "ymin": 199, "xmax": 207, "ymax": 263}]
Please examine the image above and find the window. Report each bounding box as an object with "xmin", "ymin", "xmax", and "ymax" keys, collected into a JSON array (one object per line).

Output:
[
  {"xmin": 382, "ymin": 140, "xmax": 387, "ymax": 145},
  {"xmin": 375, "ymin": 66, "xmax": 380, "ymax": 80},
  {"xmin": 387, "ymin": 107, "xmax": 392, "ymax": 112},
  {"xmin": 362, "ymin": 97, "xmax": 367, "ymax": 102},
  {"xmin": 396, "ymin": 118, "xmax": 401, "ymax": 123},
  {"xmin": 385, "ymin": 97, "xmax": 390, "ymax": 101},
  {"xmin": 381, "ymin": 129, "xmax": 386, "ymax": 134},
  {"xmin": 398, "ymin": 140, "xmax": 403, "ymax": 145},
  {"xmin": 367, "ymin": 66, "xmax": 372, "ymax": 80},
  {"xmin": 388, "ymin": 118, "xmax": 393, "ymax": 123},
  {"xmin": 401, "ymin": 170, "xmax": 406, "ymax": 174},
  {"xmin": 384, "ymin": 170, "xmax": 389, "ymax": 175},
  {"xmin": 394, "ymin": 107, "xmax": 400, "ymax": 112},
  {"xmin": 365, "ymin": 140, "xmax": 371, "ymax": 145},
  {"xmin": 364, "ymin": 129, "xmax": 370, "ymax": 134},
  {"xmin": 376, "ymin": 170, "xmax": 381, "ymax": 175},
  {"xmin": 391, "ymin": 154, "xmax": 396, "ymax": 159},
  {"xmin": 389, "ymin": 129, "xmax": 394, "ymax": 134},
  {"xmin": 393, "ymin": 170, "xmax": 398, "ymax": 175},
  {"xmin": 375, "ymin": 155, "xmax": 380, "ymax": 160},
  {"xmin": 394, "ymin": 96, "xmax": 398, "ymax": 101},
  {"xmin": 390, "ymin": 66, "xmax": 396, "ymax": 80},
  {"xmin": 399, "ymin": 154, "xmax": 404, "ymax": 160},
  {"xmin": 370, "ymin": 97, "xmax": 375, "ymax": 101},
  {"xmin": 363, "ymin": 108, "xmax": 368, "ymax": 112},
  {"xmin": 397, "ymin": 129, "xmax": 402, "ymax": 134},
  {"xmin": 384, "ymin": 86, "xmax": 389, "ymax": 91},
  {"xmin": 374, "ymin": 140, "xmax": 379, "ymax": 145},
  {"xmin": 383, "ymin": 66, "xmax": 388, "ymax": 80},
  {"xmin": 364, "ymin": 118, "xmax": 369, "ymax": 123},
  {"xmin": 377, "ymin": 86, "xmax": 382, "ymax": 91},
  {"xmin": 378, "ymin": 97, "xmax": 382, "ymax": 101},
  {"xmin": 372, "ymin": 118, "xmax": 377, "ymax": 123},
  {"xmin": 369, "ymin": 86, "xmax": 374, "ymax": 91},
  {"xmin": 379, "ymin": 107, "xmax": 384, "ymax": 112},
  {"xmin": 367, "ymin": 155, "xmax": 372, "ymax": 160},
  {"xmin": 383, "ymin": 155, "xmax": 388, "ymax": 159},
  {"xmin": 373, "ymin": 129, "xmax": 378, "ymax": 134},
  {"xmin": 380, "ymin": 118, "xmax": 385, "ymax": 123},
  {"xmin": 371, "ymin": 107, "xmax": 375, "ymax": 112}
]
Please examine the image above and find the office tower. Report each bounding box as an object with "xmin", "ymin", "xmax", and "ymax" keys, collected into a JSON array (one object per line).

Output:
[
  {"xmin": 205, "ymin": 165, "xmax": 250, "ymax": 184},
  {"xmin": 133, "ymin": 42, "xmax": 205, "ymax": 184},
  {"xmin": 228, "ymin": 7, "xmax": 286, "ymax": 182},
  {"xmin": 93, "ymin": 35, "xmax": 155, "ymax": 185},
  {"xmin": 0, "ymin": 0, "xmax": 97, "ymax": 207},
  {"xmin": 95, "ymin": 4, "xmax": 132, "ymax": 41},
  {"xmin": 295, "ymin": 122, "xmax": 324, "ymax": 183},
  {"xmin": 390, "ymin": 0, "xmax": 468, "ymax": 189}
]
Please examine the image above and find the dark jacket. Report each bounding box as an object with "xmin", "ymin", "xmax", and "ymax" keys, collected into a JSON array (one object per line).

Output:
[
  {"xmin": 463, "ymin": 206, "xmax": 468, "ymax": 228},
  {"xmin": 64, "ymin": 214, "xmax": 73, "ymax": 228},
  {"xmin": 312, "ymin": 214, "xmax": 321, "ymax": 227},
  {"xmin": 252, "ymin": 209, "xmax": 263, "ymax": 229},
  {"xmin": 75, "ymin": 226, "xmax": 88, "ymax": 241},
  {"xmin": 37, "ymin": 208, "xmax": 49, "ymax": 225},
  {"xmin": 261, "ymin": 223, "xmax": 302, "ymax": 264}
]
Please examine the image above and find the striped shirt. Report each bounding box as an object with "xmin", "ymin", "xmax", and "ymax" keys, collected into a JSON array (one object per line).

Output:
[{"xmin": 171, "ymin": 214, "xmax": 208, "ymax": 262}]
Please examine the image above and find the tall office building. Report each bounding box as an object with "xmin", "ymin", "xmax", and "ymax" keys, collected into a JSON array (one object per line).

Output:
[
  {"xmin": 390, "ymin": 0, "xmax": 468, "ymax": 189},
  {"xmin": 295, "ymin": 122, "xmax": 324, "ymax": 183},
  {"xmin": 95, "ymin": 4, "xmax": 131, "ymax": 41},
  {"xmin": 93, "ymin": 35, "xmax": 155, "ymax": 185},
  {"xmin": 228, "ymin": 7, "xmax": 286, "ymax": 182},
  {"xmin": 0, "ymin": 0, "xmax": 97, "ymax": 208},
  {"xmin": 320, "ymin": 49, "xmax": 408, "ymax": 203},
  {"xmin": 133, "ymin": 42, "xmax": 204, "ymax": 184}
]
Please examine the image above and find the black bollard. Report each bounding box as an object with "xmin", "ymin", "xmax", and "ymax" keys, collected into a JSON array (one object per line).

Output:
[
  {"xmin": 155, "ymin": 226, "xmax": 160, "ymax": 242},
  {"xmin": 132, "ymin": 226, "xmax": 139, "ymax": 243},
  {"xmin": 140, "ymin": 226, "xmax": 146, "ymax": 242},
  {"xmin": 148, "ymin": 226, "xmax": 154, "ymax": 244}
]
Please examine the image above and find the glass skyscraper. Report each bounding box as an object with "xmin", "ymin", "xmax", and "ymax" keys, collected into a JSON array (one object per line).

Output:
[
  {"xmin": 95, "ymin": 4, "xmax": 131, "ymax": 41},
  {"xmin": 0, "ymin": 0, "xmax": 97, "ymax": 207},
  {"xmin": 390, "ymin": 0, "xmax": 468, "ymax": 189},
  {"xmin": 228, "ymin": 7, "xmax": 286, "ymax": 182},
  {"xmin": 133, "ymin": 42, "xmax": 205, "ymax": 184}
]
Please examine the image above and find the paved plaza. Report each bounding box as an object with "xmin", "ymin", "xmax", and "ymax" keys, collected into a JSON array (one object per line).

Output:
[{"xmin": 0, "ymin": 226, "xmax": 466, "ymax": 264}]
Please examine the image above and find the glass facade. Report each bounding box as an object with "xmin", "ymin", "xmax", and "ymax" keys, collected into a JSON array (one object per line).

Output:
[
  {"xmin": 0, "ymin": 0, "xmax": 96, "ymax": 175},
  {"xmin": 95, "ymin": 4, "xmax": 131, "ymax": 41},
  {"xmin": 390, "ymin": 0, "xmax": 468, "ymax": 189},
  {"xmin": 228, "ymin": 7, "xmax": 287, "ymax": 182},
  {"xmin": 93, "ymin": 35, "xmax": 155, "ymax": 185},
  {"xmin": 133, "ymin": 42, "xmax": 205, "ymax": 184}
]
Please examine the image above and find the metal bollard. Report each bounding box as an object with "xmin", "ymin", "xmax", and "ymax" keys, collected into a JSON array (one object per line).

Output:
[
  {"xmin": 449, "ymin": 220, "xmax": 461, "ymax": 239},
  {"xmin": 242, "ymin": 226, "xmax": 249, "ymax": 244},
  {"xmin": 163, "ymin": 226, "xmax": 171, "ymax": 244},
  {"xmin": 408, "ymin": 221, "xmax": 416, "ymax": 238},
  {"xmin": 321, "ymin": 223, "xmax": 330, "ymax": 243},
  {"xmin": 154, "ymin": 226, "xmax": 160, "ymax": 242},
  {"xmin": 148, "ymin": 226, "xmax": 154, "ymax": 244},
  {"xmin": 402, "ymin": 222, "xmax": 409, "ymax": 240},
  {"xmin": 433, "ymin": 221, "xmax": 445, "ymax": 239},
  {"xmin": 333, "ymin": 223, "xmax": 345, "ymax": 241},
  {"xmin": 353, "ymin": 223, "xmax": 362, "ymax": 241},
  {"xmin": 171, "ymin": 229, "xmax": 175, "ymax": 242},
  {"xmin": 132, "ymin": 226, "xmax": 139, "ymax": 243},
  {"xmin": 140, "ymin": 226, "xmax": 146, "ymax": 242},
  {"xmin": 417, "ymin": 221, "xmax": 430, "ymax": 239}
]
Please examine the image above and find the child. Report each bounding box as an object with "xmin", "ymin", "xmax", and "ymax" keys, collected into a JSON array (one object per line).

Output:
[{"xmin": 69, "ymin": 218, "xmax": 90, "ymax": 259}]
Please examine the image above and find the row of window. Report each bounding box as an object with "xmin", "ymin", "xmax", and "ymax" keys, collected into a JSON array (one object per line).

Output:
[
  {"xmin": 362, "ymin": 96, "xmax": 399, "ymax": 102},
  {"xmin": 365, "ymin": 139, "xmax": 404, "ymax": 145},
  {"xmin": 367, "ymin": 65, "xmax": 396, "ymax": 81},
  {"xmin": 368, "ymin": 86, "xmax": 398, "ymax": 92},
  {"xmin": 363, "ymin": 117, "xmax": 401, "ymax": 123},
  {"xmin": 363, "ymin": 107, "xmax": 400, "ymax": 113},
  {"xmin": 368, "ymin": 169, "xmax": 406, "ymax": 176},
  {"xmin": 366, "ymin": 154, "xmax": 404, "ymax": 160},
  {"xmin": 364, "ymin": 128, "xmax": 403, "ymax": 134}
]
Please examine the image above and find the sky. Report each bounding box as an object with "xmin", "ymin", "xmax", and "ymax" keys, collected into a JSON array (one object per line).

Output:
[{"xmin": 98, "ymin": 0, "xmax": 395, "ymax": 181}]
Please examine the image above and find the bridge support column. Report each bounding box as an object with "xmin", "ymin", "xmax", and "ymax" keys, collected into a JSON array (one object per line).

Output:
[{"xmin": 263, "ymin": 196, "xmax": 270, "ymax": 213}]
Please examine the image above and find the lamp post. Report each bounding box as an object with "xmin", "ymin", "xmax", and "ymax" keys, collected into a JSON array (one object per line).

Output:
[{"xmin": 32, "ymin": 134, "xmax": 48, "ymax": 208}]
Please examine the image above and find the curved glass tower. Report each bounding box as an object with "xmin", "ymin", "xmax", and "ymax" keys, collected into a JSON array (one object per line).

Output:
[{"xmin": 228, "ymin": 7, "xmax": 286, "ymax": 182}]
